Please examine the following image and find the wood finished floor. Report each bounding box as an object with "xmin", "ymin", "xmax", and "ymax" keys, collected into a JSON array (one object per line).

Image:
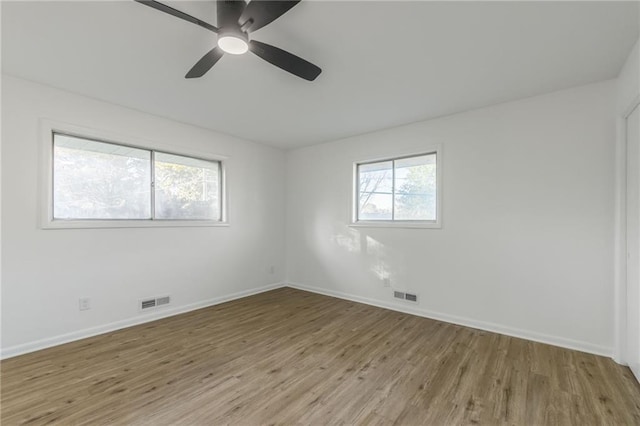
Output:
[{"xmin": 2, "ymin": 287, "xmax": 640, "ymax": 425}]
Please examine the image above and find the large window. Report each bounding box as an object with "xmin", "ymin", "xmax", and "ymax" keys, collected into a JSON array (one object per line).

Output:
[
  {"xmin": 354, "ymin": 151, "xmax": 440, "ymax": 227},
  {"xmin": 52, "ymin": 133, "xmax": 222, "ymax": 223}
]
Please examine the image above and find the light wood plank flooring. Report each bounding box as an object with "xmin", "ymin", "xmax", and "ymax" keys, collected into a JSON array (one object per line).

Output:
[{"xmin": 2, "ymin": 287, "xmax": 639, "ymax": 425}]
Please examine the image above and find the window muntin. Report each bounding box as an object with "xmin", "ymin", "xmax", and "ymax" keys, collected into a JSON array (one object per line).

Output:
[
  {"xmin": 356, "ymin": 152, "xmax": 437, "ymax": 222},
  {"xmin": 52, "ymin": 133, "xmax": 222, "ymax": 222}
]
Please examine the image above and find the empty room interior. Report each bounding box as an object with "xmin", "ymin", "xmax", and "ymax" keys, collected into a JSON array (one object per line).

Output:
[{"xmin": 2, "ymin": 0, "xmax": 640, "ymax": 424}]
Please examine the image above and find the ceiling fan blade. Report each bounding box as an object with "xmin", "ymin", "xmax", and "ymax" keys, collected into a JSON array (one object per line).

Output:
[
  {"xmin": 239, "ymin": 1, "xmax": 300, "ymax": 33},
  {"xmin": 185, "ymin": 47, "xmax": 225, "ymax": 78},
  {"xmin": 135, "ymin": 1, "xmax": 219, "ymax": 33},
  {"xmin": 249, "ymin": 40, "xmax": 321, "ymax": 81}
]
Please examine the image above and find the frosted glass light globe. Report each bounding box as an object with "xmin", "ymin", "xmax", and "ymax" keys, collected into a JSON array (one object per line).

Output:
[{"xmin": 218, "ymin": 36, "xmax": 248, "ymax": 55}]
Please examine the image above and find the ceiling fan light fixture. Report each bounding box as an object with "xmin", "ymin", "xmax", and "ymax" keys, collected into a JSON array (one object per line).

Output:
[{"xmin": 218, "ymin": 34, "xmax": 249, "ymax": 55}]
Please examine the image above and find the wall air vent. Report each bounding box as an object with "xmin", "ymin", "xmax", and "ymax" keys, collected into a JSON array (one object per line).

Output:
[
  {"xmin": 394, "ymin": 291, "xmax": 405, "ymax": 300},
  {"xmin": 141, "ymin": 299, "xmax": 156, "ymax": 310},
  {"xmin": 139, "ymin": 295, "xmax": 171, "ymax": 312},
  {"xmin": 405, "ymin": 293, "xmax": 418, "ymax": 302}
]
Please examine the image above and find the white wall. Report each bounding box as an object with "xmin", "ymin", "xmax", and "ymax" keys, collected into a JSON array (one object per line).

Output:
[
  {"xmin": 286, "ymin": 80, "xmax": 617, "ymax": 356},
  {"xmin": 615, "ymin": 37, "xmax": 640, "ymax": 366},
  {"xmin": 1, "ymin": 75, "xmax": 286, "ymax": 357}
]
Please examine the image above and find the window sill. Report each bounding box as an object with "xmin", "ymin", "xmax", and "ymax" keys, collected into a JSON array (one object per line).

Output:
[
  {"xmin": 41, "ymin": 220, "xmax": 230, "ymax": 230},
  {"xmin": 349, "ymin": 221, "xmax": 441, "ymax": 229}
]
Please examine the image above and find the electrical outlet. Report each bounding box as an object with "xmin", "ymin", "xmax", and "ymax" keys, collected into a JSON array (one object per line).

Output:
[
  {"xmin": 79, "ymin": 297, "xmax": 91, "ymax": 311},
  {"xmin": 383, "ymin": 277, "xmax": 391, "ymax": 287},
  {"xmin": 269, "ymin": 265, "xmax": 275, "ymax": 274}
]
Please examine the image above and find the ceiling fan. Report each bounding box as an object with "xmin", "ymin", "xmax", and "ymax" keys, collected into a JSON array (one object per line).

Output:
[{"xmin": 135, "ymin": 0, "xmax": 322, "ymax": 81}]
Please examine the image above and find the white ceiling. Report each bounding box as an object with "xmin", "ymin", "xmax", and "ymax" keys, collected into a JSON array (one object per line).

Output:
[{"xmin": 2, "ymin": 1, "xmax": 638, "ymax": 149}]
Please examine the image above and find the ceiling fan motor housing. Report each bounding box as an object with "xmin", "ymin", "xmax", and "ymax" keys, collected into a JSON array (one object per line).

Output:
[
  {"xmin": 218, "ymin": 0, "xmax": 245, "ymax": 31},
  {"xmin": 216, "ymin": 0, "xmax": 249, "ymax": 54},
  {"xmin": 218, "ymin": 28, "xmax": 248, "ymax": 44}
]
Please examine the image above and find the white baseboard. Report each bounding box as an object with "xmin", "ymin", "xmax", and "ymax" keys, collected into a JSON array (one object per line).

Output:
[
  {"xmin": 1, "ymin": 282, "xmax": 286, "ymax": 359},
  {"xmin": 286, "ymin": 282, "xmax": 613, "ymax": 358}
]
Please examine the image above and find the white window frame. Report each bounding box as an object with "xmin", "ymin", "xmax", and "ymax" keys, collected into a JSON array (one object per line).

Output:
[
  {"xmin": 39, "ymin": 119, "xmax": 229, "ymax": 229},
  {"xmin": 350, "ymin": 147, "xmax": 442, "ymax": 229}
]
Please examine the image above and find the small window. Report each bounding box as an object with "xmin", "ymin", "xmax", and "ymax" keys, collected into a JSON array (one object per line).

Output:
[
  {"xmin": 354, "ymin": 151, "xmax": 440, "ymax": 227},
  {"xmin": 52, "ymin": 133, "xmax": 223, "ymax": 224}
]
